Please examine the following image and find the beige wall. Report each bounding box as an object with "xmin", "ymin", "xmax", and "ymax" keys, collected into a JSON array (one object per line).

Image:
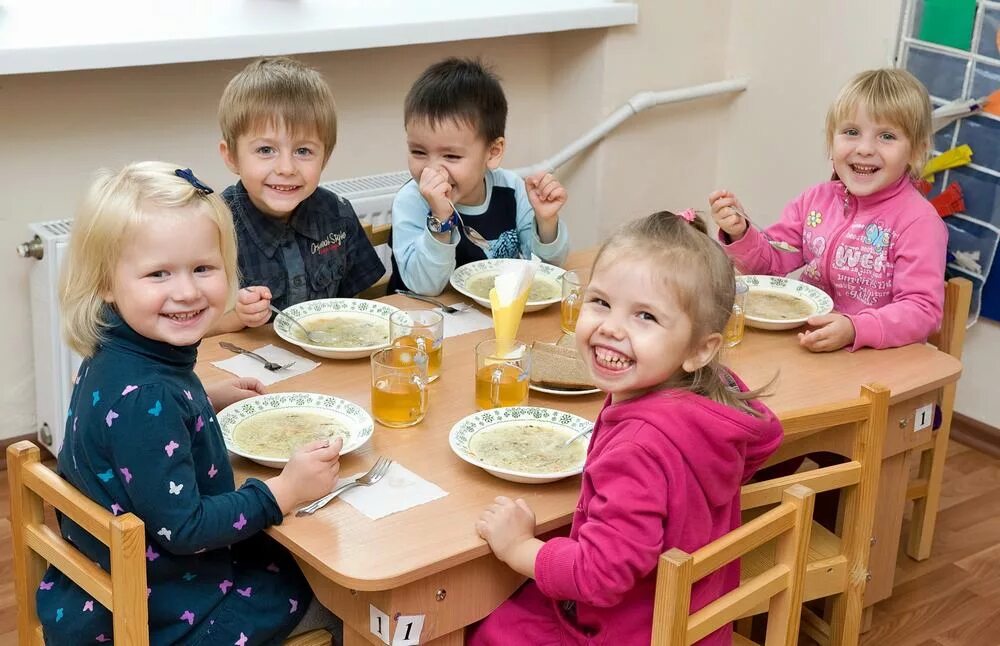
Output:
[{"xmin": 18, "ymin": 0, "xmax": 989, "ymax": 444}]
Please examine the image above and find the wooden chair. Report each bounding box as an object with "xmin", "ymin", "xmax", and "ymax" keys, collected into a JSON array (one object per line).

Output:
[
  {"xmin": 8, "ymin": 441, "xmax": 332, "ymax": 646},
  {"xmin": 905, "ymin": 276, "xmax": 972, "ymax": 560},
  {"xmin": 738, "ymin": 384, "xmax": 890, "ymax": 646},
  {"xmin": 652, "ymin": 485, "xmax": 815, "ymax": 646},
  {"xmin": 357, "ymin": 222, "xmax": 392, "ymax": 299}
]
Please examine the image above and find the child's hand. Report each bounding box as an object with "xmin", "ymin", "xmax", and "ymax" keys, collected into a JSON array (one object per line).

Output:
[
  {"xmin": 206, "ymin": 378, "xmax": 266, "ymax": 412},
  {"xmin": 419, "ymin": 166, "xmax": 455, "ymax": 221},
  {"xmin": 267, "ymin": 437, "xmax": 344, "ymax": 514},
  {"xmin": 798, "ymin": 313, "xmax": 856, "ymax": 352},
  {"xmin": 526, "ymin": 172, "xmax": 567, "ymax": 223},
  {"xmin": 236, "ymin": 286, "xmax": 272, "ymax": 328},
  {"xmin": 475, "ymin": 496, "xmax": 537, "ymax": 563},
  {"xmin": 708, "ymin": 189, "xmax": 749, "ymax": 239}
]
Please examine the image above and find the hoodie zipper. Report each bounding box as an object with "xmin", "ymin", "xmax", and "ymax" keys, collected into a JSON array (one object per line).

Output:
[{"xmin": 823, "ymin": 183, "xmax": 856, "ymax": 298}]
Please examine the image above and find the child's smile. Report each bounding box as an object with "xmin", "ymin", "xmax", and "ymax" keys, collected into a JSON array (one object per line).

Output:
[{"xmin": 832, "ymin": 105, "xmax": 912, "ymax": 197}]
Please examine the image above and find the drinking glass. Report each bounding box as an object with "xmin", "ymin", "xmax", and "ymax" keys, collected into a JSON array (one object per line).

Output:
[
  {"xmin": 560, "ymin": 268, "xmax": 589, "ymax": 334},
  {"xmin": 390, "ymin": 310, "xmax": 444, "ymax": 382},
  {"xmin": 370, "ymin": 347, "xmax": 429, "ymax": 428},
  {"xmin": 474, "ymin": 339, "xmax": 531, "ymax": 409},
  {"xmin": 724, "ymin": 279, "xmax": 748, "ymax": 348}
]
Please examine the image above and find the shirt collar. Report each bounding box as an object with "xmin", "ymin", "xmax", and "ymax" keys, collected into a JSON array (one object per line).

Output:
[
  {"xmin": 99, "ymin": 308, "xmax": 199, "ymax": 368},
  {"xmin": 229, "ymin": 182, "xmax": 326, "ymax": 257}
]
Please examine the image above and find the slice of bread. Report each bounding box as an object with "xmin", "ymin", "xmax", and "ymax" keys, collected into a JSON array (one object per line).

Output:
[{"xmin": 531, "ymin": 341, "xmax": 594, "ymax": 389}]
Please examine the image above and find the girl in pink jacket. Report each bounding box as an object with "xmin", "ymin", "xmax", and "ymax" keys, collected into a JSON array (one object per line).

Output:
[
  {"xmin": 709, "ymin": 68, "xmax": 946, "ymax": 352},
  {"xmin": 468, "ymin": 211, "xmax": 783, "ymax": 646}
]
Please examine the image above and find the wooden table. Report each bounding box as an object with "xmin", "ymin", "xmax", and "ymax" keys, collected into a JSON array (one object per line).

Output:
[{"xmin": 196, "ymin": 254, "xmax": 962, "ymax": 645}]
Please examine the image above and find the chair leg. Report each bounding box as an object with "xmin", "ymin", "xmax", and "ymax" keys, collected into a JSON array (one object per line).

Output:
[{"xmin": 906, "ymin": 382, "xmax": 955, "ymax": 561}]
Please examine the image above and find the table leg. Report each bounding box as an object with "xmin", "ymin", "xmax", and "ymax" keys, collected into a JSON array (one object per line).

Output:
[{"xmin": 863, "ymin": 452, "xmax": 909, "ymax": 606}]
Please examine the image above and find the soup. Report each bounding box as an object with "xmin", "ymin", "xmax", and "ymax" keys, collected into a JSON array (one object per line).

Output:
[
  {"xmin": 296, "ymin": 313, "xmax": 389, "ymax": 347},
  {"xmin": 745, "ymin": 291, "xmax": 814, "ymax": 320},
  {"xmin": 465, "ymin": 273, "xmax": 561, "ymax": 302},
  {"xmin": 233, "ymin": 409, "xmax": 350, "ymax": 459},
  {"xmin": 469, "ymin": 422, "xmax": 586, "ymax": 473}
]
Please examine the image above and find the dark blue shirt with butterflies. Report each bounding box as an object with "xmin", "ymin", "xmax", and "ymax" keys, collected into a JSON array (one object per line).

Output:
[
  {"xmin": 36, "ymin": 312, "xmax": 312, "ymax": 645},
  {"xmin": 224, "ymin": 182, "xmax": 386, "ymax": 310}
]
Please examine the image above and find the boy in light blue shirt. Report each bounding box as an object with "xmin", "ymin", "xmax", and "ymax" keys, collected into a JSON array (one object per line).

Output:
[{"xmin": 389, "ymin": 57, "xmax": 570, "ymax": 295}]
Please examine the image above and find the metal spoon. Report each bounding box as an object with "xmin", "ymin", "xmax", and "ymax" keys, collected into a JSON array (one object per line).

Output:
[
  {"xmin": 563, "ymin": 427, "xmax": 593, "ymax": 447},
  {"xmin": 268, "ymin": 304, "xmax": 338, "ymax": 345},
  {"xmin": 447, "ymin": 199, "xmax": 492, "ymax": 254},
  {"xmin": 730, "ymin": 206, "xmax": 799, "ymax": 253}
]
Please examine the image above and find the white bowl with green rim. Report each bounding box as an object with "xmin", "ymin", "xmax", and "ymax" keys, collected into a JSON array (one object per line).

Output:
[
  {"xmin": 449, "ymin": 406, "xmax": 593, "ymax": 484},
  {"xmin": 741, "ymin": 275, "xmax": 834, "ymax": 331},
  {"xmin": 218, "ymin": 392, "xmax": 374, "ymax": 469},
  {"xmin": 450, "ymin": 259, "xmax": 565, "ymax": 312},
  {"xmin": 273, "ymin": 298, "xmax": 399, "ymax": 359}
]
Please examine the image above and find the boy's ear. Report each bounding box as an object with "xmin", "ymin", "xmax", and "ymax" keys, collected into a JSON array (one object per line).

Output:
[
  {"xmin": 219, "ymin": 139, "xmax": 240, "ymax": 175},
  {"xmin": 682, "ymin": 332, "xmax": 723, "ymax": 373},
  {"xmin": 486, "ymin": 137, "xmax": 505, "ymax": 170}
]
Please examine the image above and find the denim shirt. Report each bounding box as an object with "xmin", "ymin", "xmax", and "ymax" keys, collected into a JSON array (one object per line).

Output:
[{"xmin": 224, "ymin": 182, "xmax": 386, "ymax": 310}]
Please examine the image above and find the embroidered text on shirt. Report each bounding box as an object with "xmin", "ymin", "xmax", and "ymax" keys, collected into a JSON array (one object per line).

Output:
[{"xmin": 311, "ymin": 231, "xmax": 347, "ymax": 255}]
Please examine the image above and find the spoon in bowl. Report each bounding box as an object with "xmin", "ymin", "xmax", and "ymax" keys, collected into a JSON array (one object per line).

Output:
[
  {"xmin": 268, "ymin": 305, "xmax": 339, "ymax": 345},
  {"xmin": 563, "ymin": 427, "xmax": 593, "ymax": 447}
]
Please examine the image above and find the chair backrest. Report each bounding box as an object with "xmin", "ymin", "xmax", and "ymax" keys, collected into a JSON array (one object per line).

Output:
[
  {"xmin": 739, "ymin": 384, "xmax": 890, "ymax": 646},
  {"xmin": 7, "ymin": 441, "xmax": 149, "ymax": 646},
  {"xmin": 928, "ymin": 276, "xmax": 972, "ymax": 359},
  {"xmin": 652, "ymin": 485, "xmax": 816, "ymax": 646},
  {"xmin": 357, "ymin": 222, "xmax": 392, "ymax": 299}
]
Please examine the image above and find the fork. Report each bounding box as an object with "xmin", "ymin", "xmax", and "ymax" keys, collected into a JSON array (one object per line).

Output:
[
  {"xmin": 295, "ymin": 457, "xmax": 393, "ymax": 516},
  {"xmin": 396, "ymin": 290, "xmax": 473, "ymax": 314},
  {"xmin": 218, "ymin": 341, "xmax": 295, "ymax": 372}
]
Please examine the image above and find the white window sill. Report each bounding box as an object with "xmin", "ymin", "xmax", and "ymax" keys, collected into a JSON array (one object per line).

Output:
[{"xmin": 0, "ymin": 0, "xmax": 638, "ymax": 75}]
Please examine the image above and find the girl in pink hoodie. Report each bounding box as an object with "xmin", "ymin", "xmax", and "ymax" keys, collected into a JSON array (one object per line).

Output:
[
  {"xmin": 467, "ymin": 211, "xmax": 783, "ymax": 646},
  {"xmin": 709, "ymin": 68, "xmax": 946, "ymax": 352}
]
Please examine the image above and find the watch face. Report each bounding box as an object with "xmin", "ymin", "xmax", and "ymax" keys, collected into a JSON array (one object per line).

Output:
[{"xmin": 428, "ymin": 212, "xmax": 456, "ymax": 233}]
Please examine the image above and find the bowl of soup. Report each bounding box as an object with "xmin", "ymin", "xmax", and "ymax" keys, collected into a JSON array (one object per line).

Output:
[
  {"xmin": 218, "ymin": 392, "xmax": 374, "ymax": 468},
  {"xmin": 450, "ymin": 259, "xmax": 565, "ymax": 312},
  {"xmin": 449, "ymin": 406, "xmax": 592, "ymax": 483},
  {"xmin": 741, "ymin": 276, "xmax": 834, "ymax": 330},
  {"xmin": 273, "ymin": 298, "xmax": 399, "ymax": 359}
]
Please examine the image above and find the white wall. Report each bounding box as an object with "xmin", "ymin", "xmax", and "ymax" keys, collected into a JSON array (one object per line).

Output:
[{"xmin": 10, "ymin": 0, "xmax": 990, "ymax": 442}]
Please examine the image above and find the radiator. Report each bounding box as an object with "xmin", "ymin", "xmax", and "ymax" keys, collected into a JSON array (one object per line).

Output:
[{"xmin": 18, "ymin": 171, "xmax": 409, "ymax": 457}]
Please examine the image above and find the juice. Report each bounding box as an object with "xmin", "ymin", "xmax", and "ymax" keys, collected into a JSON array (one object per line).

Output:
[
  {"xmin": 392, "ymin": 333, "xmax": 442, "ymax": 380},
  {"xmin": 723, "ymin": 309, "xmax": 745, "ymax": 348},
  {"xmin": 371, "ymin": 374, "xmax": 426, "ymax": 427},
  {"xmin": 475, "ymin": 363, "xmax": 529, "ymax": 409},
  {"xmin": 560, "ymin": 296, "xmax": 582, "ymax": 334}
]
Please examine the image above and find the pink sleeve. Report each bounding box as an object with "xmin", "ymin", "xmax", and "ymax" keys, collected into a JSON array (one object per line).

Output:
[
  {"xmin": 534, "ymin": 440, "xmax": 669, "ymax": 607},
  {"xmin": 718, "ymin": 193, "xmax": 809, "ymax": 277},
  {"xmin": 846, "ymin": 214, "xmax": 947, "ymax": 350}
]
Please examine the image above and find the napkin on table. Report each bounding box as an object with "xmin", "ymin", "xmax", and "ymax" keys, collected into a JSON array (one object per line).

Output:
[
  {"xmin": 440, "ymin": 307, "xmax": 493, "ymax": 338},
  {"xmin": 211, "ymin": 344, "xmax": 320, "ymax": 386},
  {"xmin": 338, "ymin": 462, "xmax": 448, "ymax": 520}
]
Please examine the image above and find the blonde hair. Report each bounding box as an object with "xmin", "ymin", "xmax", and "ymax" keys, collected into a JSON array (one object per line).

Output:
[
  {"xmin": 60, "ymin": 162, "xmax": 239, "ymax": 357},
  {"xmin": 219, "ymin": 57, "xmax": 338, "ymax": 163},
  {"xmin": 825, "ymin": 68, "xmax": 932, "ymax": 176},
  {"xmin": 591, "ymin": 211, "xmax": 767, "ymax": 416}
]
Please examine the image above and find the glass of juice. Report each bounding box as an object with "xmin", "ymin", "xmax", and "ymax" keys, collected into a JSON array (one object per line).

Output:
[
  {"xmin": 724, "ymin": 279, "xmax": 748, "ymax": 348},
  {"xmin": 370, "ymin": 347, "xmax": 429, "ymax": 428},
  {"xmin": 474, "ymin": 339, "xmax": 531, "ymax": 410},
  {"xmin": 560, "ymin": 268, "xmax": 589, "ymax": 334},
  {"xmin": 389, "ymin": 310, "xmax": 444, "ymax": 382}
]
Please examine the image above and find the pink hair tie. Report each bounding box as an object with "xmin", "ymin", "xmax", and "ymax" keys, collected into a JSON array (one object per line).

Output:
[{"xmin": 678, "ymin": 208, "xmax": 697, "ymax": 223}]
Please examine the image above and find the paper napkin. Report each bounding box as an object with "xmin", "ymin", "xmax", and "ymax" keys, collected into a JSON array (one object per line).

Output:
[
  {"xmin": 211, "ymin": 344, "xmax": 320, "ymax": 386},
  {"xmin": 338, "ymin": 462, "xmax": 448, "ymax": 520},
  {"xmin": 440, "ymin": 307, "xmax": 493, "ymax": 338}
]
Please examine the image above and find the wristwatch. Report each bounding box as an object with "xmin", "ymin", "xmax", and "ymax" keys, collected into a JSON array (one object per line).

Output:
[{"xmin": 427, "ymin": 209, "xmax": 459, "ymax": 234}]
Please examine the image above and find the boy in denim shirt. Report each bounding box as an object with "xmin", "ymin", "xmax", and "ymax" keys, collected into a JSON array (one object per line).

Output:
[
  {"xmin": 214, "ymin": 57, "xmax": 385, "ymax": 332},
  {"xmin": 389, "ymin": 58, "xmax": 570, "ymax": 295}
]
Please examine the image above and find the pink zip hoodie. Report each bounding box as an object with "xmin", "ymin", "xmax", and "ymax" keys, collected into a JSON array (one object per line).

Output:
[
  {"xmin": 720, "ymin": 174, "xmax": 946, "ymax": 350},
  {"xmin": 467, "ymin": 374, "xmax": 783, "ymax": 646}
]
